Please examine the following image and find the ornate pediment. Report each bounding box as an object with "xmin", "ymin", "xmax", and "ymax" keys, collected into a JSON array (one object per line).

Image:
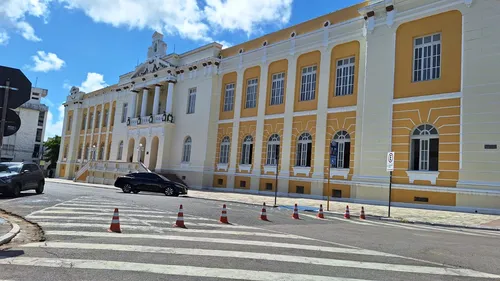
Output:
[{"xmin": 131, "ymin": 57, "xmax": 174, "ymax": 78}]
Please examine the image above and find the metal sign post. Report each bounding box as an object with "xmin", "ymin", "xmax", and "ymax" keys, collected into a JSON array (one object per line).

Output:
[
  {"xmin": 274, "ymin": 149, "xmax": 279, "ymax": 207},
  {"xmin": 386, "ymin": 152, "xmax": 395, "ymax": 217}
]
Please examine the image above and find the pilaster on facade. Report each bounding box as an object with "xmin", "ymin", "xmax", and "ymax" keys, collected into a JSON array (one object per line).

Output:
[
  {"xmin": 128, "ymin": 91, "xmax": 138, "ymax": 118},
  {"xmin": 140, "ymin": 88, "xmax": 149, "ymax": 117},
  {"xmin": 166, "ymin": 82, "xmax": 175, "ymax": 114},
  {"xmin": 228, "ymin": 70, "xmax": 244, "ymax": 173}
]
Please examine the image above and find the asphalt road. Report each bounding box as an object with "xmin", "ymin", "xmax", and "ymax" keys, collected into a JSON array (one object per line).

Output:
[{"xmin": 0, "ymin": 181, "xmax": 499, "ymax": 281}]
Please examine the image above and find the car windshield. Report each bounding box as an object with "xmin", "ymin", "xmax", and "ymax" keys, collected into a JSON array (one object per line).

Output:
[
  {"xmin": 157, "ymin": 174, "xmax": 170, "ymax": 181},
  {"xmin": 0, "ymin": 163, "xmax": 22, "ymax": 173}
]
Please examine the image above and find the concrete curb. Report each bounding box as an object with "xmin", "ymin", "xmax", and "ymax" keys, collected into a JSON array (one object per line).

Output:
[{"xmin": 0, "ymin": 222, "xmax": 20, "ymax": 246}]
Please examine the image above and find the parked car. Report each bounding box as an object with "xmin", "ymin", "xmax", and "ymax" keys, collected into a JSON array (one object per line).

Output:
[
  {"xmin": 0, "ymin": 162, "xmax": 45, "ymax": 197},
  {"xmin": 114, "ymin": 172, "xmax": 188, "ymax": 196}
]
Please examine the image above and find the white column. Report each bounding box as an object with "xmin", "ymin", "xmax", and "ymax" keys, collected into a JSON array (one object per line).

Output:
[
  {"xmin": 280, "ymin": 55, "xmax": 298, "ymax": 178},
  {"xmin": 251, "ymin": 62, "xmax": 269, "ymax": 188},
  {"xmin": 58, "ymin": 106, "xmax": 70, "ymax": 163},
  {"xmin": 67, "ymin": 105, "xmax": 81, "ymax": 161},
  {"xmin": 166, "ymin": 82, "xmax": 174, "ymax": 114},
  {"xmin": 97, "ymin": 101, "xmax": 105, "ymax": 160},
  {"xmin": 140, "ymin": 88, "xmax": 148, "ymax": 117},
  {"xmin": 312, "ymin": 48, "xmax": 332, "ymax": 180},
  {"xmin": 152, "ymin": 85, "xmax": 161, "ymax": 115},
  {"xmin": 89, "ymin": 105, "xmax": 97, "ymax": 157},
  {"xmin": 129, "ymin": 91, "xmax": 138, "ymax": 118},
  {"xmin": 228, "ymin": 70, "xmax": 244, "ymax": 173},
  {"xmin": 103, "ymin": 98, "xmax": 113, "ymax": 160},
  {"xmin": 81, "ymin": 108, "xmax": 88, "ymax": 160}
]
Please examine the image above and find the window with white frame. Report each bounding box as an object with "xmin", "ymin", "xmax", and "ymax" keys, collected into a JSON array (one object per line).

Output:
[
  {"xmin": 95, "ymin": 111, "xmax": 101, "ymax": 128},
  {"xmin": 413, "ymin": 33, "xmax": 441, "ymax": 82},
  {"xmin": 335, "ymin": 57, "xmax": 355, "ymax": 96},
  {"xmin": 245, "ymin": 78, "xmax": 258, "ymax": 108},
  {"xmin": 81, "ymin": 114, "xmax": 87, "ymax": 130},
  {"xmin": 300, "ymin": 66, "xmax": 317, "ymax": 101},
  {"xmin": 223, "ymin": 83, "xmax": 235, "ymax": 111},
  {"xmin": 411, "ymin": 124, "xmax": 439, "ymax": 171},
  {"xmin": 98, "ymin": 143, "xmax": 104, "ymax": 160},
  {"xmin": 67, "ymin": 116, "xmax": 72, "ymax": 132},
  {"xmin": 89, "ymin": 113, "xmax": 94, "ymax": 129},
  {"xmin": 219, "ymin": 136, "xmax": 231, "ymax": 164},
  {"xmin": 270, "ymin": 72, "xmax": 285, "ymax": 105},
  {"xmin": 330, "ymin": 131, "xmax": 351, "ymax": 169},
  {"xmin": 187, "ymin": 88, "xmax": 196, "ymax": 114},
  {"xmin": 103, "ymin": 109, "xmax": 109, "ymax": 127},
  {"xmin": 121, "ymin": 103, "xmax": 128, "ymax": 123},
  {"xmin": 296, "ymin": 133, "xmax": 312, "ymax": 167},
  {"xmin": 182, "ymin": 137, "xmax": 192, "ymax": 163},
  {"xmin": 266, "ymin": 134, "xmax": 280, "ymax": 165},
  {"xmin": 117, "ymin": 141, "xmax": 124, "ymax": 160},
  {"xmin": 85, "ymin": 145, "xmax": 90, "ymax": 160},
  {"xmin": 241, "ymin": 135, "xmax": 254, "ymax": 165}
]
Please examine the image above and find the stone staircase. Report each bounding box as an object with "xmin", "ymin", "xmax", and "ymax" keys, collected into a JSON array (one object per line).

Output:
[{"xmin": 74, "ymin": 161, "xmax": 149, "ymax": 185}]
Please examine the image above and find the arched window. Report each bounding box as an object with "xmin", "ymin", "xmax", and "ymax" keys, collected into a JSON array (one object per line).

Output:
[
  {"xmin": 331, "ymin": 131, "xmax": 351, "ymax": 169},
  {"xmin": 117, "ymin": 141, "xmax": 124, "ymax": 160},
  {"xmin": 411, "ymin": 124, "xmax": 439, "ymax": 171},
  {"xmin": 98, "ymin": 143, "xmax": 105, "ymax": 160},
  {"xmin": 296, "ymin": 133, "xmax": 312, "ymax": 167},
  {"xmin": 266, "ymin": 134, "xmax": 280, "ymax": 165},
  {"xmin": 182, "ymin": 137, "xmax": 192, "ymax": 163},
  {"xmin": 219, "ymin": 136, "xmax": 230, "ymax": 164},
  {"xmin": 241, "ymin": 136, "xmax": 253, "ymax": 165}
]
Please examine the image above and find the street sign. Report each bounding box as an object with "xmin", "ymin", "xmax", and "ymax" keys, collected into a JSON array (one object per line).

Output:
[
  {"xmin": 386, "ymin": 152, "xmax": 395, "ymax": 172},
  {"xmin": 0, "ymin": 66, "xmax": 32, "ymax": 109},
  {"xmin": 1, "ymin": 108, "xmax": 21, "ymax": 137}
]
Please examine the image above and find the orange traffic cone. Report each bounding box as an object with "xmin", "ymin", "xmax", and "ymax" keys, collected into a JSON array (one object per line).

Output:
[
  {"xmin": 292, "ymin": 203, "xmax": 300, "ymax": 219},
  {"xmin": 260, "ymin": 202, "xmax": 269, "ymax": 221},
  {"xmin": 220, "ymin": 204, "xmax": 229, "ymax": 224},
  {"xmin": 108, "ymin": 208, "xmax": 121, "ymax": 233},
  {"xmin": 360, "ymin": 206, "xmax": 366, "ymax": 220},
  {"xmin": 317, "ymin": 204, "xmax": 325, "ymax": 219},
  {"xmin": 173, "ymin": 204, "xmax": 186, "ymax": 228},
  {"xmin": 344, "ymin": 205, "xmax": 351, "ymax": 219}
]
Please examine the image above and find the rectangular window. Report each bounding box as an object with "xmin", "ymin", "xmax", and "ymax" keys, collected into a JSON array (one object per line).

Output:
[
  {"xmin": 240, "ymin": 181, "xmax": 246, "ymax": 188},
  {"xmin": 413, "ymin": 33, "xmax": 441, "ymax": 82},
  {"xmin": 270, "ymin": 72, "xmax": 285, "ymax": 105},
  {"xmin": 333, "ymin": 189, "xmax": 342, "ymax": 198},
  {"xmin": 296, "ymin": 142, "xmax": 312, "ymax": 167},
  {"xmin": 89, "ymin": 113, "xmax": 94, "ymax": 129},
  {"xmin": 296, "ymin": 186, "xmax": 304, "ymax": 194},
  {"xmin": 265, "ymin": 183, "xmax": 273, "ymax": 190},
  {"xmin": 187, "ymin": 88, "xmax": 196, "ymax": 114},
  {"xmin": 411, "ymin": 138, "xmax": 438, "ymax": 171},
  {"xmin": 103, "ymin": 109, "xmax": 109, "ymax": 127},
  {"xmin": 223, "ymin": 83, "xmax": 235, "ymax": 111},
  {"xmin": 241, "ymin": 143, "xmax": 253, "ymax": 165},
  {"xmin": 335, "ymin": 57, "xmax": 355, "ymax": 96},
  {"xmin": 217, "ymin": 178, "xmax": 224, "ymax": 185},
  {"xmin": 81, "ymin": 114, "xmax": 87, "ymax": 130},
  {"xmin": 245, "ymin": 78, "xmax": 258, "ymax": 108},
  {"xmin": 95, "ymin": 111, "xmax": 101, "ymax": 128},
  {"xmin": 300, "ymin": 66, "xmax": 317, "ymax": 101},
  {"xmin": 35, "ymin": 128, "xmax": 43, "ymax": 142},
  {"xmin": 32, "ymin": 144, "xmax": 40, "ymax": 158},
  {"xmin": 38, "ymin": 111, "xmax": 45, "ymax": 127},
  {"xmin": 414, "ymin": 196, "xmax": 429, "ymax": 202},
  {"xmin": 67, "ymin": 116, "xmax": 72, "ymax": 132},
  {"xmin": 121, "ymin": 103, "xmax": 128, "ymax": 123},
  {"xmin": 266, "ymin": 144, "xmax": 280, "ymax": 165}
]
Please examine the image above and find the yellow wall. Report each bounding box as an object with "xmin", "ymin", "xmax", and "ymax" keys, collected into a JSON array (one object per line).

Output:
[
  {"xmin": 323, "ymin": 111, "xmax": 356, "ymax": 180},
  {"xmin": 259, "ymin": 178, "xmax": 278, "ymax": 192},
  {"xmin": 328, "ymin": 41, "xmax": 360, "ymax": 108},
  {"xmin": 391, "ymin": 98, "xmax": 460, "ymax": 187},
  {"xmin": 290, "ymin": 116, "xmax": 317, "ymax": 177},
  {"xmin": 236, "ymin": 121, "xmax": 257, "ymax": 174},
  {"xmin": 323, "ymin": 183, "xmax": 351, "ymax": 198},
  {"xmin": 220, "ymin": 2, "xmax": 367, "ymax": 58},
  {"xmin": 394, "ymin": 10, "xmax": 462, "ymax": 99},
  {"xmin": 234, "ymin": 176, "xmax": 251, "ymax": 190},
  {"xmin": 294, "ymin": 51, "xmax": 321, "ymax": 112},
  {"xmin": 215, "ymin": 123, "xmax": 233, "ymax": 170},
  {"xmin": 59, "ymin": 164, "xmax": 66, "ymax": 178},
  {"xmin": 265, "ymin": 59, "xmax": 288, "ymax": 115},
  {"xmin": 240, "ymin": 66, "xmax": 261, "ymax": 118},
  {"xmin": 219, "ymin": 72, "xmax": 237, "ymax": 120},
  {"xmin": 213, "ymin": 175, "xmax": 227, "ymax": 188},
  {"xmin": 288, "ymin": 180, "xmax": 311, "ymax": 194},
  {"xmin": 392, "ymin": 189, "xmax": 456, "ymax": 206},
  {"xmin": 261, "ymin": 118, "xmax": 284, "ymax": 175}
]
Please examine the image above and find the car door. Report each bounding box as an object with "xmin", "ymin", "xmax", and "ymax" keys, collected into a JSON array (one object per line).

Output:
[
  {"xmin": 135, "ymin": 173, "xmax": 153, "ymax": 191},
  {"xmin": 19, "ymin": 164, "xmax": 34, "ymax": 190},
  {"xmin": 29, "ymin": 164, "xmax": 42, "ymax": 187},
  {"xmin": 148, "ymin": 174, "xmax": 164, "ymax": 192}
]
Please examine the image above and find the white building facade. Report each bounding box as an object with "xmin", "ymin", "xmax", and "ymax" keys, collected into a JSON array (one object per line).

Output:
[{"xmin": 1, "ymin": 87, "xmax": 48, "ymax": 163}]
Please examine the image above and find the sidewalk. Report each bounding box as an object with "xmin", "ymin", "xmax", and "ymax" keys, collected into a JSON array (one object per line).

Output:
[
  {"xmin": 0, "ymin": 215, "xmax": 20, "ymax": 246},
  {"xmin": 47, "ymin": 178, "xmax": 500, "ymax": 230}
]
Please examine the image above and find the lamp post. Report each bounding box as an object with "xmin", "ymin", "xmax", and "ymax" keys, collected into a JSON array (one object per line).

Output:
[
  {"xmin": 91, "ymin": 145, "xmax": 96, "ymax": 161},
  {"xmin": 137, "ymin": 143, "xmax": 144, "ymax": 163}
]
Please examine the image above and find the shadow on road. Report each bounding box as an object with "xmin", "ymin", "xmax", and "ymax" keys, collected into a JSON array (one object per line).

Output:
[
  {"xmin": 0, "ymin": 249, "xmax": 25, "ymax": 258},
  {"xmin": 0, "ymin": 192, "xmax": 39, "ymax": 200}
]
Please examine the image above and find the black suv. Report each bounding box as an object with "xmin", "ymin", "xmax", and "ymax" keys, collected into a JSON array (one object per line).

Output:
[{"xmin": 0, "ymin": 162, "xmax": 45, "ymax": 197}]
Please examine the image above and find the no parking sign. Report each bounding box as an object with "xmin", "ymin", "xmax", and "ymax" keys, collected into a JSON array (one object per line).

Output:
[{"xmin": 386, "ymin": 152, "xmax": 395, "ymax": 172}]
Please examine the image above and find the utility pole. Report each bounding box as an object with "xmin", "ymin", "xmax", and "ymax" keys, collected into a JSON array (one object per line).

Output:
[{"xmin": 273, "ymin": 149, "xmax": 279, "ymax": 207}]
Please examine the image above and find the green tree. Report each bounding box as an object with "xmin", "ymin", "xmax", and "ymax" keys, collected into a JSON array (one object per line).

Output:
[{"xmin": 43, "ymin": 135, "xmax": 60, "ymax": 166}]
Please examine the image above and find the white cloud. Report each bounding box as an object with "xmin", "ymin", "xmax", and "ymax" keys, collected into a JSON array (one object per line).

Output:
[
  {"xmin": 217, "ymin": 40, "xmax": 233, "ymax": 49},
  {"xmin": 204, "ymin": 0, "xmax": 292, "ymax": 35},
  {"xmin": 44, "ymin": 104, "xmax": 65, "ymax": 140},
  {"xmin": 0, "ymin": 30, "xmax": 9, "ymax": 45},
  {"xmin": 0, "ymin": 0, "xmax": 50, "ymax": 44},
  {"xmin": 78, "ymin": 72, "xmax": 108, "ymax": 93},
  {"xmin": 29, "ymin": 51, "xmax": 66, "ymax": 72}
]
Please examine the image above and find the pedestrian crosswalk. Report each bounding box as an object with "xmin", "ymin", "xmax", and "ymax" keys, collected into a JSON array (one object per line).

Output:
[{"xmin": 0, "ymin": 196, "xmax": 499, "ymax": 281}]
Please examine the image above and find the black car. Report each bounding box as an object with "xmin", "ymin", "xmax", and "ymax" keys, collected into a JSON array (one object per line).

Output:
[
  {"xmin": 0, "ymin": 162, "xmax": 45, "ymax": 197},
  {"xmin": 114, "ymin": 172, "xmax": 188, "ymax": 197}
]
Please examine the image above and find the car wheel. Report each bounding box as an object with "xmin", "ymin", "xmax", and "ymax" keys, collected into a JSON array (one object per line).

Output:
[
  {"xmin": 164, "ymin": 186, "xmax": 175, "ymax": 196},
  {"xmin": 35, "ymin": 181, "xmax": 45, "ymax": 194},
  {"xmin": 11, "ymin": 184, "xmax": 21, "ymax": 197},
  {"xmin": 132, "ymin": 190, "xmax": 140, "ymax": 194},
  {"xmin": 122, "ymin": 184, "xmax": 132, "ymax": 193}
]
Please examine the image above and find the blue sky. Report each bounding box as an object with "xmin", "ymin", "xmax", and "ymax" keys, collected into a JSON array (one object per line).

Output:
[{"xmin": 0, "ymin": 0, "xmax": 361, "ymax": 140}]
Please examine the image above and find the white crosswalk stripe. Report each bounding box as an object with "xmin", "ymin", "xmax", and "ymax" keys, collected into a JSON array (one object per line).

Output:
[{"xmin": 2, "ymin": 196, "xmax": 499, "ymax": 281}]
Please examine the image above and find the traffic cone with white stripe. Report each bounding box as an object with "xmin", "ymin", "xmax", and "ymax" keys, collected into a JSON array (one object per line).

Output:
[
  {"xmin": 344, "ymin": 205, "xmax": 351, "ymax": 219},
  {"xmin": 108, "ymin": 208, "xmax": 121, "ymax": 233},
  {"xmin": 220, "ymin": 204, "xmax": 229, "ymax": 224},
  {"xmin": 173, "ymin": 204, "xmax": 186, "ymax": 228},
  {"xmin": 292, "ymin": 203, "xmax": 300, "ymax": 219},
  {"xmin": 360, "ymin": 206, "xmax": 366, "ymax": 220},
  {"xmin": 317, "ymin": 204, "xmax": 325, "ymax": 219},
  {"xmin": 260, "ymin": 202, "xmax": 269, "ymax": 221}
]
